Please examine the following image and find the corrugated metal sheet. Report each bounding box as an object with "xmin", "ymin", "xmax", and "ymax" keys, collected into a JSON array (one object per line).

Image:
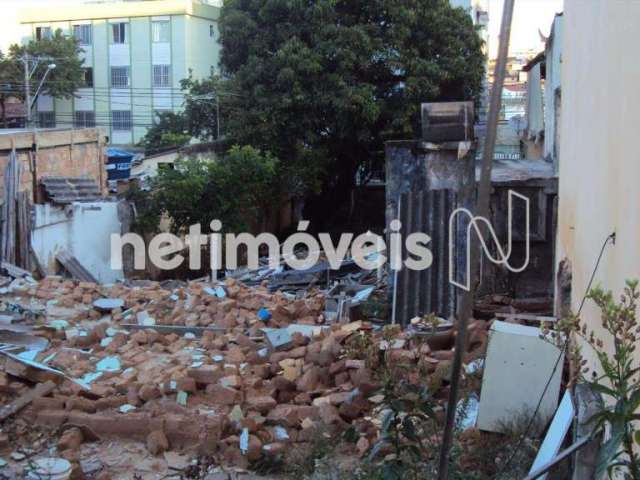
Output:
[
  {"xmin": 394, "ymin": 188, "xmax": 459, "ymax": 325},
  {"xmin": 41, "ymin": 176, "xmax": 102, "ymax": 204}
]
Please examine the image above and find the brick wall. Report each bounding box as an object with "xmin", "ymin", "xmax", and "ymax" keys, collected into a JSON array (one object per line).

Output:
[{"xmin": 0, "ymin": 128, "xmax": 107, "ymax": 201}]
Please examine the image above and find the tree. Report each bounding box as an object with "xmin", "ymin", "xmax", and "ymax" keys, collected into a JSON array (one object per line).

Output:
[
  {"xmin": 137, "ymin": 111, "xmax": 190, "ymax": 154},
  {"xmin": 218, "ymin": 0, "xmax": 485, "ymax": 227},
  {"xmin": 0, "ymin": 29, "xmax": 84, "ymax": 127},
  {"xmin": 137, "ymin": 74, "xmax": 229, "ymax": 154},
  {"xmin": 135, "ymin": 145, "xmax": 280, "ymax": 235},
  {"xmin": 0, "ymin": 51, "xmax": 22, "ymax": 127}
]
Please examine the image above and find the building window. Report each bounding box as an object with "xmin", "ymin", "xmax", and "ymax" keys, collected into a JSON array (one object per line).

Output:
[
  {"xmin": 74, "ymin": 111, "xmax": 95, "ymax": 128},
  {"xmin": 73, "ymin": 24, "xmax": 92, "ymax": 45},
  {"xmin": 152, "ymin": 21, "xmax": 170, "ymax": 42},
  {"xmin": 111, "ymin": 22, "xmax": 128, "ymax": 44},
  {"xmin": 37, "ymin": 111, "xmax": 55, "ymax": 128},
  {"xmin": 152, "ymin": 65, "xmax": 170, "ymax": 88},
  {"xmin": 209, "ymin": 25, "xmax": 215, "ymax": 37},
  {"xmin": 110, "ymin": 66, "xmax": 130, "ymax": 88},
  {"xmin": 112, "ymin": 110, "xmax": 132, "ymax": 131},
  {"xmin": 35, "ymin": 26, "xmax": 52, "ymax": 41},
  {"xmin": 83, "ymin": 68, "xmax": 93, "ymax": 88}
]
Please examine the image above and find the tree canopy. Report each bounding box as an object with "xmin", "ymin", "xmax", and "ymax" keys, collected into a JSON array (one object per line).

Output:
[
  {"xmin": 218, "ymin": 0, "xmax": 485, "ymax": 206},
  {"xmin": 131, "ymin": 145, "xmax": 281, "ymax": 235},
  {"xmin": 0, "ymin": 29, "xmax": 84, "ymax": 126},
  {"xmin": 138, "ymin": 0, "xmax": 485, "ymax": 232},
  {"xmin": 138, "ymin": 75, "xmax": 226, "ymax": 153}
]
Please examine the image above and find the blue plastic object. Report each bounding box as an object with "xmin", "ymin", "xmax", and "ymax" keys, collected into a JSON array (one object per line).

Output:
[
  {"xmin": 257, "ymin": 308, "xmax": 272, "ymax": 322},
  {"xmin": 106, "ymin": 148, "xmax": 134, "ymax": 180}
]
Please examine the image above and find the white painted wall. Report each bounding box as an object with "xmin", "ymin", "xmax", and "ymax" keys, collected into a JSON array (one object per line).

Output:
[
  {"xmin": 543, "ymin": 14, "xmax": 563, "ymax": 163},
  {"xmin": 130, "ymin": 150, "xmax": 178, "ymax": 178},
  {"xmin": 153, "ymin": 88, "xmax": 172, "ymax": 109},
  {"xmin": 108, "ymin": 44, "xmax": 130, "ymax": 67},
  {"xmin": 32, "ymin": 202, "xmax": 124, "ymax": 284},
  {"xmin": 556, "ymin": 0, "xmax": 640, "ymax": 373},
  {"xmin": 37, "ymin": 94, "xmax": 54, "ymax": 112},
  {"xmin": 75, "ymin": 88, "xmax": 94, "ymax": 111},
  {"xmin": 111, "ymin": 130, "xmax": 131, "ymax": 145},
  {"xmin": 152, "ymin": 43, "xmax": 171, "ymax": 65},
  {"xmin": 110, "ymin": 89, "xmax": 131, "ymax": 110},
  {"xmin": 525, "ymin": 63, "xmax": 544, "ymax": 140}
]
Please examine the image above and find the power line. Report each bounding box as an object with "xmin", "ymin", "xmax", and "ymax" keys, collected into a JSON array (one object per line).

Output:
[
  {"xmin": 0, "ymin": 93, "xmax": 239, "ymax": 112},
  {"xmin": 0, "ymin": 81, "xmax": 243, "ymax": 95},
  {"xmin": 0, "ymin": 88, "xmax": 243, "ymax": 103},
  {"xmin": 36, "ymin": 120, "xmax": 158, "ymax": 128}
]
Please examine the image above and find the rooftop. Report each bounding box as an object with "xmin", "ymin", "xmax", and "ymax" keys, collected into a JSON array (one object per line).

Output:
[
  {"xmin": 19, "ymin": 0, "xmax": 219, "ymax": 24},
  {"xmin": 477, "ymin": 158, "xmax": 556, "ymax": 184}
]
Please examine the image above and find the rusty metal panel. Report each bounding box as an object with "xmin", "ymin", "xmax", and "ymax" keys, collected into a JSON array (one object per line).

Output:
[{"xmin": 394, "ymin": 188, "xmax": 459, "ymax": 326}]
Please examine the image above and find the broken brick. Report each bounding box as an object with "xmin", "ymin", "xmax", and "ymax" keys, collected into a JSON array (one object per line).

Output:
[{"xmin": 146, "ymin": 430, "xmax": 169, "ymax": 456}]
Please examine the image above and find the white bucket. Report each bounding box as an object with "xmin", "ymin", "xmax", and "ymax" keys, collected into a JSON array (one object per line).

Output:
[{"xmin": 27, "ymin": 457, "xmax": 72, "ymax": 480}]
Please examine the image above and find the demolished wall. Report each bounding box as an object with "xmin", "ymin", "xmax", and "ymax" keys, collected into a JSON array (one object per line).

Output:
[
  {"xmin": 31, "ymin": 201, "xmax": 125, "ymax": 283},
  {"xmin": 0, "ymin": 128, "xmax": 107, "ymax": 201}
]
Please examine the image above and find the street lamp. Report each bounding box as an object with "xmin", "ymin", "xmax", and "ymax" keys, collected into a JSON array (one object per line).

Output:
[
  {"xmin": 32, "ymin": 63, "xmax": 56, "ymax": 108},
  {"xmin": 26, "ymin": 62, "xmax": 56, "ymax": 127}
]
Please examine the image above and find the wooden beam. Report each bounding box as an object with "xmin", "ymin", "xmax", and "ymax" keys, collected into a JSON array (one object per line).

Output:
[
  {"xmin": 56, "ymin": 250, "xmax": 97, "ymax": 283},
  {"xmin": 0, "ymin": 380, "xmax": 56, "ymax": 421}
]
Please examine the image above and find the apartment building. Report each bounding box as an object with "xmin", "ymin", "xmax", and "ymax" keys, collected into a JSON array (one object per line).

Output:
[{"xmin": 19, "ymin": 0, "xmax": 221, "ymax": 145}]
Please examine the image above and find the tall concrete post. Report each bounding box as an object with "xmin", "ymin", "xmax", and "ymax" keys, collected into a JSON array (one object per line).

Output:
[{"xmin": 385, "ymin": 102, "xmax": 475, "ymax": 325}]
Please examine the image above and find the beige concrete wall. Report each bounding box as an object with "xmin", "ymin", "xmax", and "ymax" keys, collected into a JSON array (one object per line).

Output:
[{"xmin": 556, "ymin": 0, "xmax": 640, "ymax": 370}]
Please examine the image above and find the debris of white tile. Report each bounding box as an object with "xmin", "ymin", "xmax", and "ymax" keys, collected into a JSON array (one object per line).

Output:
[
  {"xmin": 93, "ymin": 298, "xmax": 124, "ymax": 312},
  {"xmin": 27, "ymin": 457, "xmax": 72, "ymax": 479},
  {"xmin": 136, "ymin": 310, "xmax": 156, "ymax": 326},
  {"xmin": 465, "ymin": 358, "xmax": 484, "ymax": 375},
  {"xmin": 272, "ymin": 426, "xmax": 289, "ymax": 440},
  {"xmin": 118, "ymin": 404, "xmax": 136, "ymax": 413},
  {"xmin": 96, "ymin": 356, "xmax": 121, "ymax": 372},
  {"xmin": 239, "ymin": 428, "xmax": 249, "ymax": 455},
  {"xmin": 10, "ymin": 451, "xmax": 25, "ymax": 461},
  {"xmin": 176, "ymin": 391, "xmax": 188, "ymax": 406},
  {"xmin": 455, "ymin": 393, "xmax": 479, "ymax": 431}
]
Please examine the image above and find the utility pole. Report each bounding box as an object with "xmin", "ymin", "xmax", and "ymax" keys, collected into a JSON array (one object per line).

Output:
[
  {"xmin": 436, "ymin": 0, "xmax": 516, "ymax": 478},
  {"xmin": 23, "ymin": 53, "xmax": 32, "ymax": 128},
  {"xmin": 20, "ymin": 54, "xmax": 55, "ymax": 129}
]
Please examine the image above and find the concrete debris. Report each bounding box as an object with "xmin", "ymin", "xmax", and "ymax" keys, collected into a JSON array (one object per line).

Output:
[
  {"xmin": 27, "ymin": 457, "xmax": 73, "ymax": 479},
  {"xmin": 93, "ymin": 298, "xmax": 125, "ymax": 312},
  {"xmin": 0, "ymin": 273, "xmax": 493, "ymax": 477}
]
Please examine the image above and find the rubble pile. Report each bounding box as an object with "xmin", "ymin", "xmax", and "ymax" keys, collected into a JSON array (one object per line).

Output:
[
  {"xmin": 0, "ymin": 275, "xmax": 490, "ymax": 478},
  {"xmin": 29, "ymin": 276, "xmax": 327, "ymax": 330}
]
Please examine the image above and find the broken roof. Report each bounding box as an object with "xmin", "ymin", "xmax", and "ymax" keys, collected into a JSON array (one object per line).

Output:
[
  {"xmin": 40, "ymin": 177, "xmax": 103, "ymax": 205},
  {"xmin": 476, "ymin": 159, "xmax": 556, "ymax": 185}
]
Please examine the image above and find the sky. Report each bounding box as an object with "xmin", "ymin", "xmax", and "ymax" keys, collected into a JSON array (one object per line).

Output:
[
  {"xmin": 1, "ymin": 0, "xmax": 564, "ymax": 57},
  {"xmin": 487, "ymin": 0, "xmax": 564, "ymax": 58}
]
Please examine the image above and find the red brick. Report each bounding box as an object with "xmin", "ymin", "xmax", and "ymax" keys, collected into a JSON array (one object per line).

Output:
[
  {"xmin": 206, "ymin": 384, "xmax": 242, "ymax": 405},
  {"xmin": 245, "ymin": 395, "xmax": 276, "ymax": 414},
  {"xmin": 188, "ymin": 365, "xmax": 222, "ymax": 385},
  {"xmin": 146, "ymin": 430, "xmax": 169, "ymax": 456},
  {"xmin": 35, "ymin": 409, "xmax": 69, "ymax": 427}
]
